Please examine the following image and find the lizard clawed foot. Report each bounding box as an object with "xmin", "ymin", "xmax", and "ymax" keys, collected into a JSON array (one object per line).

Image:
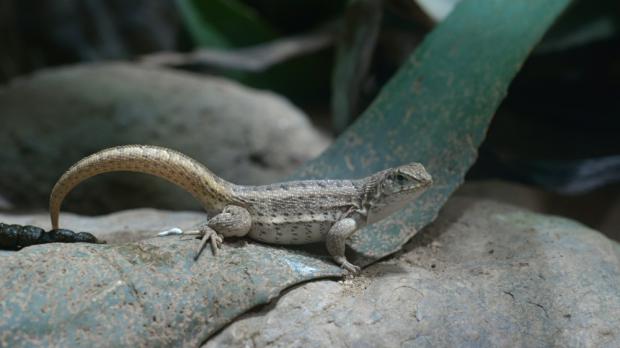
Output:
[
  {"xmin": 340, "ymin": 261, "xmax": 361, "ymax": 274},
  {"xmin": 334, "ymin": 256, "xmax": 361, "ymax": 274},
  {"xmin": 194, "ymin": 227, "xmax": 223, "ymax": 261},
  {"xmin": 157, "ymin": 226, "xmax": 223, "ymax": 260}
]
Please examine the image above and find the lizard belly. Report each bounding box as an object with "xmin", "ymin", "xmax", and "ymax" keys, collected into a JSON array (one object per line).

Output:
[{"xmin": 248, "ymin": 221, "xmax": 333, "ymax": 244}]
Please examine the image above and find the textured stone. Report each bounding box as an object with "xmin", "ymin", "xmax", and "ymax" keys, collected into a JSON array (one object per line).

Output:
[
  {"xmin": 2, "ymin": 197, "xmax": 618, "ymax": 347},
  {"xmin": 0, "ymin": 208, "xmax": 206, "ymax": 243},
  {"xmin": 456, "ymin": 180, "xmax": 620, "ymax": 241},
  {"xmin": 0, "ymin": 209, "xmax": 343, "ymax": 348},
  {"xmin": 206, "ymin": 197, "xmax": 620, "ymax": 347},
  {"xmin": 0, "ymin": 63, "xmax": 329, "ymax": 212}
]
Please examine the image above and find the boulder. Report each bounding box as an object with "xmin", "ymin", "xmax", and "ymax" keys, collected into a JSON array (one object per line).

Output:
[
  {"xmin": 1, "ymin": 197, "xmax": 618, "ymax": 347},
  {"xmin": 0, "ymin": 63, "xmax": 329, "ymax": 212},
  {"xmin": 206, "ymin": 197, "xmax": 620, "ymax": 347}
]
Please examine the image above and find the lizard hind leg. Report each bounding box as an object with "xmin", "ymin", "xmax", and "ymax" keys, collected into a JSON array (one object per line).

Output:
[{"xmin": 194, "ymin": 205, "xmax": 252, "ymax": 260}]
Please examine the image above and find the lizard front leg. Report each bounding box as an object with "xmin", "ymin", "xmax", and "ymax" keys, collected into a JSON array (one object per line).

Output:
[
  {"xmin": 326, "ymin": 218, "xmax": 361, "ymax": 273},
  {"xmin": 194, "ymin": 205, "xmax": 251, "ymax": 260}
]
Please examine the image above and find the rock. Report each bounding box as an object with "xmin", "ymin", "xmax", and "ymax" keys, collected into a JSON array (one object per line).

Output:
[
  {"xmin": 0, "ymin": 208, "xmax": 206, "ymax": 243},
  {"xmin": 0, "ymin": 63, "xmax": 329, "ymax": 212},
  {"xmin": 0, "ymin": 209, "xmax": 343, "ymax": 348},
  {"xmin": 1, "ymin": 197, "xmax": 618, "ymax": 347},
  {"xmin": 456, "ymin": 180, "xmax": 620, "ymax": 242},
  {"xmin": 206, "ymin": 197, "xmax": 620, "ymax": 347}
]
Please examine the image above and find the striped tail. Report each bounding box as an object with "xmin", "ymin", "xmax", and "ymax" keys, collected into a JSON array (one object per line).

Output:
[{"xmin": 49, "ymin": 145, "xmax": 236, "ymax": 229}]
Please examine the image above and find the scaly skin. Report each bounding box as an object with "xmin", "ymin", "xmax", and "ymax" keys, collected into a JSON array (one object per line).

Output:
[{"xmin": 50, "ymin": 145, "xmax": 432, "ymax": 272}]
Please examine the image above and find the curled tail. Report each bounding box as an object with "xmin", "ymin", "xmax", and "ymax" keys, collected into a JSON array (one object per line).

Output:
[{"xmin": 50, "ymin": 145, "xmax": 236, "ymax": 229}]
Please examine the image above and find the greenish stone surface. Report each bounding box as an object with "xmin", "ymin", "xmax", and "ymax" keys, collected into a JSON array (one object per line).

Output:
[{"xmin": 0, "ymin": 233, "xmax": 341, "ymax": 347}]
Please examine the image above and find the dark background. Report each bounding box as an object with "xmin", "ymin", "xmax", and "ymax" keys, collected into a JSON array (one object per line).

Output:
[{"xmin": 1, "ymin": 0, "xmax": 619, "ymax": 239}]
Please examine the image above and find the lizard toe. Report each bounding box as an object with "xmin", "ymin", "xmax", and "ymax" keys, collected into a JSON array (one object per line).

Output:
[{"xmin": 341, "ymin": 261, "xmax": 361, "ymax": 274}]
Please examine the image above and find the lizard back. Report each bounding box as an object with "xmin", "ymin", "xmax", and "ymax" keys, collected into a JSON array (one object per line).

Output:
[{"xmin": 233, "ymin": 180, "xmax": 361, "ymax": 244}]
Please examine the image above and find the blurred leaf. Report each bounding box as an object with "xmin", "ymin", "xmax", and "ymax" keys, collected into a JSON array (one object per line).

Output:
[
  {"xmin": 176, "ymin": 0, "xmax": 277, "ymax": 48},
  {"xmin": 331, "ymin": 0, "xmax": 383, "ymax": 133},
  {"xmin": 0, "ymin": 0, "xmax": 574, "ymax": 346},
  {"xmin": 238, "ymin": 0, "xmax": 348, "ymax": 33},
  {"xmin": 414, "ymin": 0, "xmax": 463, "ymax": 22},
  {"xmin": 142, "ymin": 22, "xmax": 337, "ymax": 103},
  {"xmin": 175, "ymin": 0, "xmax": 334, "ymax": 102},
  {"xmin": 536, "ymin": 0, "xmax": 620, "ymax": 53},
  {"xmin": 241, "ymin": 49, "xmax": 333, "ymax": 102},
  {"xmin": 142, "ymin": 24, "xmax": 335, "ymax": 72}
]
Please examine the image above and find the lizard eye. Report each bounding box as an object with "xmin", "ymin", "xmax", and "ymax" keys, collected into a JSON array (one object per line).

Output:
[{"xmin": 395, "ymin": 174, "xmax": 406, "ymax": 183}]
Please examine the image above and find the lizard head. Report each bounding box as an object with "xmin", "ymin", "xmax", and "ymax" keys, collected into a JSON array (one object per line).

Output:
[{"xmin": 366, "ymin": 162, "xmax": 432, "ymax": 223}]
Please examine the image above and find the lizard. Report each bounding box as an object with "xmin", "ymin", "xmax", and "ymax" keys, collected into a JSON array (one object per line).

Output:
[{"xmin": 49, "ymin": 145, "xmax": 432, "ymax": 273}]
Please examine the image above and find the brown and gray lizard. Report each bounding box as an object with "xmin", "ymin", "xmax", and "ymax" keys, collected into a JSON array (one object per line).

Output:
[{"xmin": 49, "ymin": 145, "xmax": 432, "ymax": 272}]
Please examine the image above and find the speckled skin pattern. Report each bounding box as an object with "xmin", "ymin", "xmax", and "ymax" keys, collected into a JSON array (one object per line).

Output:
[{"xmin": 50, "ymin": 145, "xmax": 432, "ymax": 272}]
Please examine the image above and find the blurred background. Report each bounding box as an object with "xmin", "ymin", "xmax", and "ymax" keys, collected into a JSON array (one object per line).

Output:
[{"xmin": 0, "ymin": 0, "xmax": 618, "ymax": 240}]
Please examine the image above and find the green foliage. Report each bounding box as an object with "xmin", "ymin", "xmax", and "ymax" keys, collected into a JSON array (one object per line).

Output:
[
  {"xmin": 536, "ymin": 0, "xmax": 620, "ymax": 53},
  {"xmin": 331, "ymin": 0, "xmax": 383, "ymax": 133},
  {"xmin": 175, "ymin": 0, "xmax": 337, "ymax": 102},
  {"xmin": 176, "ymin": 0, "xmax": 276, "ymax": 48}
]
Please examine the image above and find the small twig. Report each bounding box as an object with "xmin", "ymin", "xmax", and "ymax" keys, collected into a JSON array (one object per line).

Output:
[{"xmin": 140, "ymin": 23, "xmax": 338, "ymax": 72}]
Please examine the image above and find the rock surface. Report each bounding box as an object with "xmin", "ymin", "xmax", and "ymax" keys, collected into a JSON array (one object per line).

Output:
[
  {"xmin": 0, "ymin": 63, "xmax": 329, "ymax": 212},
  {"xmin": 1, "ymin": 197, "xmax": 618, "ymax": 347},
  {"xmin": 0, "ymin": 208, "xmax": 206, "ymax": 244},
  {"xmin": 457, "ymin": 180, "xmax": 620, "ymax": 242},
  {"xmin": 0, "ymin": 210, "xmax": 343, "ymax": 348},
  {"xmin": 206, "ymin": 197, "xmax": 620, "ymax": 347}
]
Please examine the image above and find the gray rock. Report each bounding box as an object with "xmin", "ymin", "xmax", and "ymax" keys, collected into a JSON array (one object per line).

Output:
[
  {"xmin": 0, "ymin": 63, "xmax": 329, "ymax": 212},
  {"xmin": 0, "ymin": 208, "xmax": 206, "ymax": 243},
  {"xmin": 2, "ymin": 197, "xmax": 618, "ymax": 347},
  {"xmin": 456, "ymin": 179, "xmax": 620, "ymax": 241},
  {"xmin": 0, "ymin": 209, "xmax": 343, "ymax": 348},
  {"xmin": 206, "ymin": 197, "xmax": 620, "ymax": 347}
]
